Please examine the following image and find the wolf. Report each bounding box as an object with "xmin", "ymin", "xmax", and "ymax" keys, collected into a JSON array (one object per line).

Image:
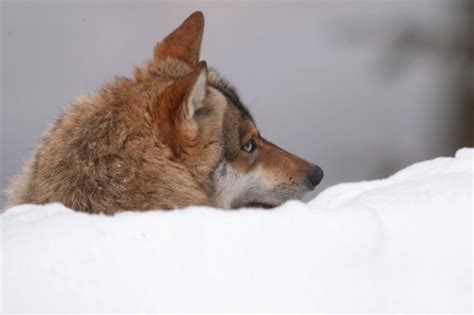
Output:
[{"xmin": 6, "ymin": 12, "xmax": 323, "ymax": 214}]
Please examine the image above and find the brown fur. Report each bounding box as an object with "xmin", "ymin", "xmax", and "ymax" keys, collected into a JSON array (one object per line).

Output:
[
  {"xmin": 154, "ymin": 11, "xmax": 204, "ymax": 68},
  {"xmin": 6, "ymin": 12, "xmax": 322, "ymax": 214}
]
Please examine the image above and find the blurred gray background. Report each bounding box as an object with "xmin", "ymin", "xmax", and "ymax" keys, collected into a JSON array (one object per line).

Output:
[{"xmin": 1, "ymin": 1, "xmax": 472, "ymax": 204}]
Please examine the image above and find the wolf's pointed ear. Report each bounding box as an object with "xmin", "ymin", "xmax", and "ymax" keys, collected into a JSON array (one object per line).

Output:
[
  {"xmin": 154, "ymin": 61, "xmax": 208, "ymax": 156},
  {"xmin": 183, "ymin": 61, "xmax": 208, "ymax": 119},
  {"xmin": 154, "ymin": 11, "xmax": 204, "ymax": 67},
  {"xmin": 157, "ymin": 61, "xmax": 208, "ymax": 120}
]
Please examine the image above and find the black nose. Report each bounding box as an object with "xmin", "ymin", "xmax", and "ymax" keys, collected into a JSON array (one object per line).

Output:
[{"xmin": 306, "ymin": 165, "xmax": 324, "ymax": 188}]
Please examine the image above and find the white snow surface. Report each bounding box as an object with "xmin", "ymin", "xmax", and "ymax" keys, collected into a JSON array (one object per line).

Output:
[{"xmin": 1, "ymin": 148, "xmax": 472, "ymax": 312}]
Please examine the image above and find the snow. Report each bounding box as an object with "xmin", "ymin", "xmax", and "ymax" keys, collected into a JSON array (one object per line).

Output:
[{"xmin": 1, "ymin": 148, "xmax": 472, "ymax": 312}]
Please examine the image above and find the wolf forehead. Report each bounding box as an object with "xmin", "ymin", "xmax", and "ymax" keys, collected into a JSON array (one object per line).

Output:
[{"xmin": 207, "ymin": 69, "xmax": 254, "ymax": 123}]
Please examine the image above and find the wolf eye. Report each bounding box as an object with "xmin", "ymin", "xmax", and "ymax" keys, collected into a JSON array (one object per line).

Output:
[{"xmin": 242, "ymin": 139, "xmax": 256, "ymax": 153}]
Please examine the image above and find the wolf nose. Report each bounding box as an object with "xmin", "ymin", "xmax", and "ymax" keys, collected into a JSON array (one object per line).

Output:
[{"xmin": 306, "ymin": 165, "xmax": 324, "ymax": 188}]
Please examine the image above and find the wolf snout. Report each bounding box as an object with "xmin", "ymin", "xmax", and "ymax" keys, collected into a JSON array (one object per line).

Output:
[{"xmin": 305, "ymin": 165, "xmax": 324, "ymax": 189}]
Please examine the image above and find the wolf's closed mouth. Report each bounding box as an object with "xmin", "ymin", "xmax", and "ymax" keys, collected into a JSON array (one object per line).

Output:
[{"xmin": 245, "ymin": 202, "xmax": 277, "ymax": 209}]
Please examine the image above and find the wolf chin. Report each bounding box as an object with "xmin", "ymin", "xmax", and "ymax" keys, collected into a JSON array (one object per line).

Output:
[{"xmin": 6, "ymin": 12, "xmax": 323, "ymax": 214}]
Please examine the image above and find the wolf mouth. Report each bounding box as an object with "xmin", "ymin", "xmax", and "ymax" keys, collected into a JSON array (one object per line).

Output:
[{"xmin": 244, "ymin": 202, "xmax": 277, "ymax": 209}]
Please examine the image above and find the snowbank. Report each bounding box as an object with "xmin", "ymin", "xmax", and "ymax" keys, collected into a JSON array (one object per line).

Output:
[{"xmin": 1, "ymin": 149, "xmax": 472, "ymax": 312}]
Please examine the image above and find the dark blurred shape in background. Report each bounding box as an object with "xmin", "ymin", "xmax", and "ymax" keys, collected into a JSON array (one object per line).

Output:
[
  {"xmin": 335, "ymin": 0, "xmax": 473, "ymax": 180},
  {"xmin": 383, "ymin": 0, "xmax": 473, "ymax": 151}
]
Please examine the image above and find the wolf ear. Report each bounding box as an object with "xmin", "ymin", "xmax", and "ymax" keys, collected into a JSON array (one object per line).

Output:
[
  {"xmin": 154, "ymin": 11, "xmax": 204, "ymax": 67},
  {"xmin": 154, "ymin": 61, "xmax": 208, "ymax": 156},
  {"xmin": 183, "ymin": 61, "xmax": 208, "ymax": 119},
  {"xmin": 157, "ymin": 61, "xmax": 208, "ymax": 120}
]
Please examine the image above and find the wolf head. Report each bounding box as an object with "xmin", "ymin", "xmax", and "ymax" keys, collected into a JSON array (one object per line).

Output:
[{"xmin": 142, "ymin": 12, "xmax": 323, "ymax": 209}]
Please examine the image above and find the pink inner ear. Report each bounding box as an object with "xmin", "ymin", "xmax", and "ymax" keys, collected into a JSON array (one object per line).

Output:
[{"xmin": 153, "ymin": 11, "xmax": 204, "ymax": 67}]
